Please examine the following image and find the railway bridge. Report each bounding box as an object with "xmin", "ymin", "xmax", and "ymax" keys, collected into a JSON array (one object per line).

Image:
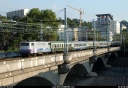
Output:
[{"xmin": 0, "ymin": 47, "xmax": 120, "ymax": 86}]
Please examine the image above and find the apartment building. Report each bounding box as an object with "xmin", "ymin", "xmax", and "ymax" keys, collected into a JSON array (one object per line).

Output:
[
  {"xmin": 94, "ymin": 14, "xmax": 120, "ymax": 41},
  {"xmin": 7, "ymin": 8, "xmax": 29, "ymax": 19}
]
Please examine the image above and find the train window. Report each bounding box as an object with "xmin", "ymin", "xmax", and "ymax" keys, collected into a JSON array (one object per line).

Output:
[
  {"xmin": 62, "ymin": 44, "xmax": 63, "ymax": 47},
  {"xmin": 52, "ymin": 45, "xmax": 54, "ymax": 48},
  {"xmin": 21, "ymin": 43, "xmax": 29, "ymax": 46},
  {"xmin": 31, "ymin": 43, "xmax": 34, "ymax": 46}
]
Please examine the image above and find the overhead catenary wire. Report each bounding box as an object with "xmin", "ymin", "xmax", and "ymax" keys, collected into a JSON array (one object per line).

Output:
[{"xmin": 55, "ymin": 9, "xmax": 64, "ymax": 16}]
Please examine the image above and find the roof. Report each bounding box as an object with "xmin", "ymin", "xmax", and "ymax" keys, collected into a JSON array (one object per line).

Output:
[{"xmin": 96, "ymin": 14, "xmax": 113, "ymax": 20}]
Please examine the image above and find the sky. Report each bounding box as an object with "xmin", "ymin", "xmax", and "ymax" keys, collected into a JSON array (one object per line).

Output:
[{"xmin": 0, "ymin": 0, "xmax": 127, "ymax": 22}]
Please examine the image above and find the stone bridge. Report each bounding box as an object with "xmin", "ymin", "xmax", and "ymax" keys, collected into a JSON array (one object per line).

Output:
[{"xmin": 0, "ymin": 47, "xmax": 120, "ymax": 86}]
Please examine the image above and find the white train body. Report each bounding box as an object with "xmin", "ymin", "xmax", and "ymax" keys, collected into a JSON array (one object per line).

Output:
[
  {"xmin": 72, "ymin": 41, "xmax": 88, "ymax": 50},
  {"xmin": 98, "ymin": 41, "xmax": 111, "ymax": 48},
  {"xmin": 20, "ymin": 41, "xmax": 51, "ymax": 54}
]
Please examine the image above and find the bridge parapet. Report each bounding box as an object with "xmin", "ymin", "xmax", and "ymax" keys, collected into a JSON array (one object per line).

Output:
[
  {"xmin": 71, "ymin": 50, "xmax": 93, "ymax": 59},
  {"xmin": 96, "ymin": 48, "xmax": 108, "ymax": 55},
  {"xmin": 109, "ymin": 47, "xmax": 120, "ymax": 52},
  {"xmin": 0, "ymin": 54, "xmax": 64, "ymax": 74}
]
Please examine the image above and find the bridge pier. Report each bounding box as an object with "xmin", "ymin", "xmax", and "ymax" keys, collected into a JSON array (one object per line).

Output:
[
  {"xmin": 58, "ymin": 64, "xmax": 69, "ymax": 74},
  {"xmin": 88, "ymin": 56, "xmax": 98, "ymax": 77},
  {"xmin": 104, "ymin": 53, "xmax": 112, "ymax": 68}
]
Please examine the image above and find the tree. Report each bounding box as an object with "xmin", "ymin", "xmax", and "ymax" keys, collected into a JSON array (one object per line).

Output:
[
  {"xmin": 0, "ymin": 14, "xmax": 7, "ymax": 19},
  {"xmin": 39, "ymin": 9, "xmax": 59, "ymax": 27},
  {"xmin": 21, "ymin": 8, "xmax": 59, "ymax": 41},
  {"xmin": 67, "ymin": 18, "xmax": 77, "ymax": 28},
  {"xmin": 21, "ymin": 16, "xmax": 33, "ymax": 23},
  {"xmin": 12, "ymin": 16, "xmax": 21, "ymax": 21},
  {"xmin": 27, "ymin": 8, "xmax": 41, "ymax": 22}
]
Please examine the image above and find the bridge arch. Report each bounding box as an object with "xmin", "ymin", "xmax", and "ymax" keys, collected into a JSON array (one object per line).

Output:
[
  {"xmin": 92, "ymin": 57, "xmax": 105, "ymax": 71},
  {"xmin": 107, "ymin": 52, "xmax": 118, "ymax": 66},
  {"xmin": 59, "ymin": 63, "xmax": 89, "ymax": 85},
  {"xmin": 15, "ymin": 76, "xmax": 53, "ymax": 86},
  {"xmin": 68, "ymin": 64, "xmax": 89, "ymax": 76},
  {"xmin": 109, "ymin": 53, "xmax": 117, "ymax": 60}
]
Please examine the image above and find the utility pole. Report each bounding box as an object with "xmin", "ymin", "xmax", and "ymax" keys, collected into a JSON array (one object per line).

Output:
[
  {"xmin": 120, "ymin": 23, "xmax": 123, "ymax": 46},
  {"xmin": 86, "ymin": 28, "xmax": 88, "ymax": 42},
  {"xmin": 92, "ymin": 19, "xmax": 96, "ymax": 55},
  {"xmin": 107, "ymin": 20, "xmax": 110, "ymax": 52},
  {"xmin": 40, "ymin": 20, "xmax": 43, "ymax": 41},
  {"xmin": 64, "ymin": 8, "xmax": 68, "ymax": 54},
  {"xmin": 59, "ymin": 8, "xmax": 70, "ymax": 76}
]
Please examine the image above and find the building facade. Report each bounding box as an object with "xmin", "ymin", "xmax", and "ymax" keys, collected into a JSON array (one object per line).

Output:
[
  {"xmin": 94, "ymin": 14, "xmax": 120, "ymax": 41},
  {"xmin": 57, "ymin": 25, "xmax": 90, "ymax": 41},
  {"xmin": 57, "ymin": 25, "xmax": 75, "ymax": 41},
  {"xmin": 110, "ymin": 21, "xmax": 120, "ymax": 34},
  {"xmin": 7, "ymin": 8, "xmax": 29, "ymax": 19}
]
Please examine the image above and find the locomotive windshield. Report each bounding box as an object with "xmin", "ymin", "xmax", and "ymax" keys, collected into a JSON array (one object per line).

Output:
[{"xmin": 20, "ymin": 43, "xmax": 29, "ymax": 46}]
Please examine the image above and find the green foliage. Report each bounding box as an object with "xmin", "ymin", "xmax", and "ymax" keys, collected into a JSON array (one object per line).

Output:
[
  {"xmin": 12, "ymin": 16, "xmax": 21, "ymax": 21},
  {"xmin": 0, "ymin": 14, "xmax": 7, "ymax": 19},
  {"xmin": 82, "ymin": 21, "xmax": 92, "ymax": 29},
  {"xmin": 67, "ymin": 18, "xmax": 79, "ymax": 28},
  {"xmin": 67, "ymin": 18, "xmax": 92, "ymax": 28},
  {"xmin": 21, "ymin": 8, "xmax": 59, "ymax": 27},
  {"xmin": 43, "ymin": 28, "xmax": 58, "ymax": 41}
]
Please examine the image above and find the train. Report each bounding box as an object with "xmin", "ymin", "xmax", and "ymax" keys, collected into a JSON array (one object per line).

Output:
[{"xmin": 20, "ymin": 41, "xmax": 121, "ymax": 56}]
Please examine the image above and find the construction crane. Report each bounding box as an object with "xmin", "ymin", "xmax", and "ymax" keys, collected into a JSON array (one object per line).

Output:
[{"xmin": 67, "ymin": 5, "xmax": 84, "ymax": 26}]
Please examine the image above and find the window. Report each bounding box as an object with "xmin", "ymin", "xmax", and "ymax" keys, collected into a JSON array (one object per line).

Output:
[
  {"xmin": 55, "ymin": 44, "xmax": 56, "ymax": 48},
  {"xmin": 21, "ymin": 43, "xmax": 29, "ymax": 46},
  {"xmin": 31, "ymin": 43, "xmax": 34, "ymax": 46}
]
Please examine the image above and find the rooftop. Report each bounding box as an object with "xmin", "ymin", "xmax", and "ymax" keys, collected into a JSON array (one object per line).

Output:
[{"xmin": 96, "ymin": 14, "xmax": 113, "ymax": 20}]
